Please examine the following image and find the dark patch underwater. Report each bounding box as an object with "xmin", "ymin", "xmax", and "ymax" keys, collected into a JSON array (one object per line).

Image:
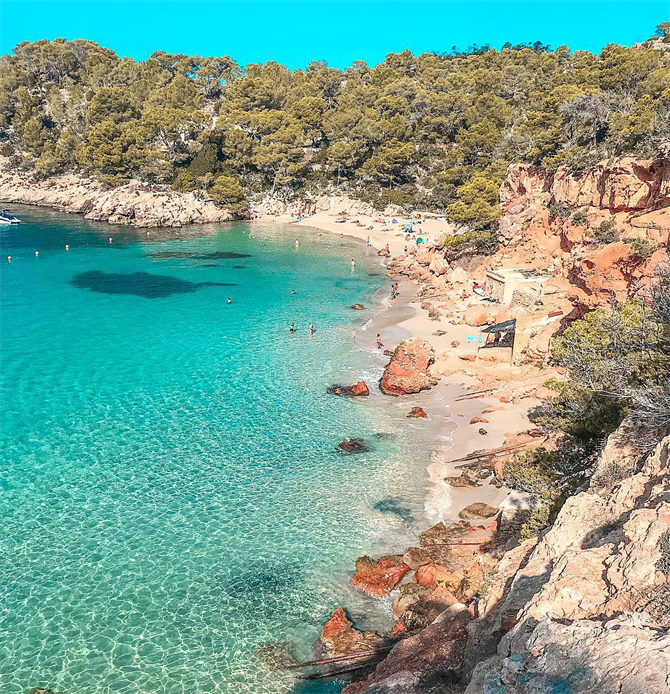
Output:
[{"xmin": 71, "ymin": 270, "xmax": 236, "ymax": 298}]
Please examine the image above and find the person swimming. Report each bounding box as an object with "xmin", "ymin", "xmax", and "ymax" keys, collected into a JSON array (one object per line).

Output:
[
  {"xmin": 291, "ymin": 289, "xmax": 296, "ymax": 295},
  {"xmin": 227, "ymin": 297, "xmax": 232, "ymax": 304}
]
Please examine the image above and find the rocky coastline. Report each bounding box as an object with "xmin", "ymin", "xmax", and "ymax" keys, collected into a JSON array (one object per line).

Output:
[
  {"xmin": 0, "ymin": 159, "xmax": 233, "ymax": 228},
  {"xmin": 265, "ymin": 150, "xmax": 670, "ymax": 692},
  {"xmin": 4, "ymin": 152, "xmax": 669, "ymax": 693}
]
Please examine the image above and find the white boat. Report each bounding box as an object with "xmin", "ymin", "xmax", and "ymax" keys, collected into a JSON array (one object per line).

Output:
[{"xmin": 0, "ymin": 210, "xmax": 21, "ymax": 224}]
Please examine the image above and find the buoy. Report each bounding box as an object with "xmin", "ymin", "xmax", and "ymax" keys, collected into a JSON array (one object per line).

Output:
[
  {"xmin": 65, "ymin": 244, "xmax": 69, "ymax": 251},
  {"xmin": 7, "ymin": 255, "xmax": 12, "ymax": 263},
  {"xmin": 35, "ymin": 250, "xmax": 39, "ymax": 257},
  {"xmin": 108, "ymin": 237, "xmax": 113, "ymax": 243}
]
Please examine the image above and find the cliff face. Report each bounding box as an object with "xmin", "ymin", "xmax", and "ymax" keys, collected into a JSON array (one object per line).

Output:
[
  {"xmin": 345, "ymin": 427, "xmax": 670, "ymax": 693},
  {"xmin": 464, "ymin": 427, "xmax": 670, "ymax": 693},
  {"xmin": 0, "ymin": 159, "xmax": 233, "ymax": 228},
  {"xmin": 496, "ymin": 148, "xmax": 670, "ymax": 308}
]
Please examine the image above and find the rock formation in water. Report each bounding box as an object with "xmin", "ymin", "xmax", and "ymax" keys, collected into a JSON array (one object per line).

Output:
[
  {"xmin": 329, "ymin": 381, "xmax": 370, "ymax": 396},
  {"xmin": 0, "ymin": 159, "xmax": 233, "ymax": 227},
  {"xmin": 380, "ymin": 338, "xmax": 437, "ymax": 396}
]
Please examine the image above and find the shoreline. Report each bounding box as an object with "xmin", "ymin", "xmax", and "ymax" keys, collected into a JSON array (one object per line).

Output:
[{"xmin": 256, "ymin": 210, "xmax": 537, "ymax": 525}]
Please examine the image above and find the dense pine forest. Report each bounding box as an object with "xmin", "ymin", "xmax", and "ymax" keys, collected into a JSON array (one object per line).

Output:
[{"xmin": 1, "ymin": 23, "xmax": 669, "ymax": 222}]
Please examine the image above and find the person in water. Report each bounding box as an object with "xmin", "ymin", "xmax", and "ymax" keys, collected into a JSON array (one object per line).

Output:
[
  {"xmin": 295, "ymin": 238, "xmax": 300, "ymax": 248},
  {"xmin": 376, "ymin": 333, "xmax": 384, "ymax": 349},
  {"xmin": 309, "ymin": 322, "xmax": 315, "ymax": 336},
  {"xmin": 290, "ymin": 322, "xmax": 295, "ymax": 334},
  {"xmin": 291, "ymin": 289, "xmax": 296, "ymax": 295},
  {"xmin": 227, "ymin": 297, "xmax": 232, "ymax": 304},
  {"xmin": 351, "ymin": 259, "xmax": 356, "ymax": 271}
]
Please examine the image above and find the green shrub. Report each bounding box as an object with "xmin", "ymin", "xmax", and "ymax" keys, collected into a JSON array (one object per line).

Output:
[
  {"xmin": 657, "ymin": 530, "xmax": 670, "ymax": 575},
  {"xmin": 624, "ymin": 237, "xmax": 656, "ymax": 259},
  {"xmin": 590, "ymin": 218, "xmax": 620, "ymax": 244},
  {"xmin": 442, "ymin": 230, "xmax": 498, "ymax": 259},
  {"xmin": 570, "ymin": 208, "xmax": 588, "ymax": 226},
  {"xmin": 549, "ymin": 202, "xmax": 573, "ymax": 220}
]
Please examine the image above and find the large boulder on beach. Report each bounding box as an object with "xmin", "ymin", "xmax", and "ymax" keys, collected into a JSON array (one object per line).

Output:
[
  {"xmin": 351, "ymin": 555, "xmax": 410, "ymax": 597},
  {"xmin": 458, "ymin": 503, "xmax": 499, "ymax": 520},
  {"xmin": 380, "ymin": 338, "xmax": 436, "ymax": 396},
  {"xmin": 319, "ymin": 607, "xmax": 385, "ymax": 657}
]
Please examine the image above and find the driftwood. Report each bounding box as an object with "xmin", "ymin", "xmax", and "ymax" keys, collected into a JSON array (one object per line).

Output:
[
  {"xmin": 296, "ymin": 660, "xmax": 385, "ymax": 680},
  {"xmin": 448, "ymin": 438, "xmax": 548, "ymax": 467},
  {"xmin": 287, "ymin": 647, "xmax": 393, "ymax": 670}
]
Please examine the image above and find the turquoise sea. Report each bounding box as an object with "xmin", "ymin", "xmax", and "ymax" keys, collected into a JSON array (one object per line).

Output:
[{"xmin": 0, "ymin": 208, "xmax": 441, "ymax": 694}]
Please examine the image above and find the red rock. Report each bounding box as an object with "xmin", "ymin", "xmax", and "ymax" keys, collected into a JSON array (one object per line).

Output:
[
  {"xmin": 389, "ymin": 620, "xmax": 407, "ymax": 638},
  {"xmin": 319, "ymin": 607, "xmax": 385, "ymax": 657},
  {"xmin": 469, "ymin": 416, "xmax": 489, "ymax": 424},
  {"xmin": 414, "ymin": 562, "xmax": 464, "ymax": 591},
  {"xmin": 351, "ymin": 380, "xmax": 370, "ymax": 396},
  {"xmin": 464, "ymin": 307, "xmax": 491, "ymax": 327},
  {"xmin": 459, "ymin": 354, "xmax": 476, "ymax": 362},
  {"xmin": 351, "ymin": 555, "xmax": 410, "ymax": 597},
  {"xmin": 380, "ymin": 338, "xmax": 436, "ymax": 396},
  {"xmin": 407, "ymin": 406, "xmax": 428, "ymax": 418}
]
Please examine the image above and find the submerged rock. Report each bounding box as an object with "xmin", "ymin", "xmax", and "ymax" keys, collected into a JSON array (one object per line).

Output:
[
  {"xmin": 351, "ymin": 555, "xmax": 410, "ymax": 598},
  {"xmin": 329, "ymin": 381, "xmax": 370, "ymax": 396},
  {"xmin": 407, "ymin": 407, "xmax": 428, "ymax": 418},
  {"xmin": 380, "ymin": 338, "xmax": 437, "ymax": 396},
  {"xmin": 255, "ymin": 641, "xmax": 298, "ymax": 670},
  {"xmin": 336, "ymin": 438, "xmax": 372, "ymax": 454},
  {"xmin": 351, "ymin": 304, "xmax": 365, "ymax": 310}
]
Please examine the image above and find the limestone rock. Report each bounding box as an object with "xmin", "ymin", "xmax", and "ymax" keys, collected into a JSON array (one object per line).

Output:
[{"xmin": 0, "ymin": 161, "xmax": 234, "ymax": 227}]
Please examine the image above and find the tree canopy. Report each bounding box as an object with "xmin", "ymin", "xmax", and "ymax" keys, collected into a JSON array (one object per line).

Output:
[{"xmin": 1, "ymin": 29, "xmax": 668, "ymax": 219}]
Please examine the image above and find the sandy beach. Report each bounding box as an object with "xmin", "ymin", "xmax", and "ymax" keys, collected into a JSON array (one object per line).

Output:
[{"xmin": 254, "ymin": 208, "xmax": 540, "ymax": 525}]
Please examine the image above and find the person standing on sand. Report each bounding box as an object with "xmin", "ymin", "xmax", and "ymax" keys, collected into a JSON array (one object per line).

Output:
[
  {"xmin": 366, "ymin": 236, "xmax": 371, "ymax": 246},
  {"xmin": 376, "ymin": 333, "xmax": 384, "ymax": 349}
]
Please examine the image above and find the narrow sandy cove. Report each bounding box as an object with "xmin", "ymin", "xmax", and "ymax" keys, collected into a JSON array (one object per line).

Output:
[{"xmin": 255, "ymin": 209, "xmax": 539, "ymax": 525}]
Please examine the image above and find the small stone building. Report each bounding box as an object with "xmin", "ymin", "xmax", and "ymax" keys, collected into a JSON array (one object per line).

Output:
[{"xmin": 485, "ymin": 268, "xmax": 551, "ymax": 305}]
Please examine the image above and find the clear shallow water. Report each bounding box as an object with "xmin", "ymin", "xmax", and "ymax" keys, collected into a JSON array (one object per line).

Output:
[{"xmin": 0, "ymin": 208, "xmax": 440, "ymax": 694}]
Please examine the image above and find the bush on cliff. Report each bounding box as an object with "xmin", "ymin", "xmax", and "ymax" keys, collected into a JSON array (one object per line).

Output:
[
  {"xmin": 442, "ymin": 230, "xmax": 499, "ymax": 260},
  {"xmin": 521, "ymin": 271, "xmax": 670, "ymax": 536}
]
